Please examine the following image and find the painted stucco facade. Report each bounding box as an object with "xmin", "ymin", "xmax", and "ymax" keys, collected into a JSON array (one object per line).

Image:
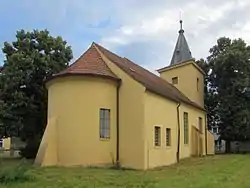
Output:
[
  {"xmin": 35, "ymin": 22, "xmax": 214, "ymax": 170},
  {"xmin": 158, "ymin": 61, "xmax": 205, "ymax": 108},
  {"xmin": 143, "ymin": 91, "xmax": 207, "ymax": 168},
  {"xmin": 99, "ymin": 52, "xmax": 146, "ymax": 169},
  {"xmin": 144, "ymin": 91, "xmax": 178, "ymax": 168},
  {"xmin": 36, "ymin": 76, "xmax": 118, "ymax": 166}
]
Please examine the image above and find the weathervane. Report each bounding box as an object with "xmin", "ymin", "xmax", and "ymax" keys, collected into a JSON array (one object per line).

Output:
[{"xmin": 179, "ymin": 10, "xmax": 184, "ymax": 33}]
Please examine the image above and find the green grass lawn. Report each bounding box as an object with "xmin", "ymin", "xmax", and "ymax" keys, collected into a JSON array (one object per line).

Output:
[{"xmin": 1, "ymin": 155, "xmax": 250, "ymax": 188}]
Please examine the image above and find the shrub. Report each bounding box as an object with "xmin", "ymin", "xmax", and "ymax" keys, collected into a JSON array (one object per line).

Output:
[{"xmin": 0, "ymin": 159, "xmax": 32, "ymax": 184}]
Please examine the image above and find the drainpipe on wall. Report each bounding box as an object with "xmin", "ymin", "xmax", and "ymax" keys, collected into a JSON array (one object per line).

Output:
[
  {"xmin": 176, "ymin": 103, "xmax": 181, "ymax": 163},
  {"xmin": 205, "ymin": 113, "xmax": 208, "ymax": 155},
  {"xmin": 116, "ymin": 80, "xmax": 121, "ymax": 167}
]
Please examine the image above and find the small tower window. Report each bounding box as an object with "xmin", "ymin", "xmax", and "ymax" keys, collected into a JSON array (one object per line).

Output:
[
  {"xmin": 197, "ymin": 78, "xmax": 199, "ymax": 91},
  {"xmin": 172, "ymin": 77, "xmax": 178, "ymax": 85}
]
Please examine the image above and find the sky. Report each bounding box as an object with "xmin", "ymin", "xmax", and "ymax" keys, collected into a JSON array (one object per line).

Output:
[{"xmin": 0, "ymin": 0, "xmax": 250, "ymax": 73}]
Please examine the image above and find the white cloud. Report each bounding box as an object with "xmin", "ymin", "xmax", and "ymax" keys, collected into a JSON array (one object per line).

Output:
[
  {"xmin": 2, "ymin": 0, "xmax": 250, "ymax": 74},
  {"xmin": 98, "ymin": 0, "xmax": 250, "ymax": 72}
]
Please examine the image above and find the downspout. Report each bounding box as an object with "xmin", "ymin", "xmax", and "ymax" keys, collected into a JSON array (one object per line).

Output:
[
  {"xmin": 205, "ymin": 113, "xmax": 208, "ymax": 155},
  {"xmin": 176, "ymin": 102, "xmax": 181, "ymax": 163},
  {"xmin": 116, "ymin": 80, "xmax": 121, "ymax": 167}
]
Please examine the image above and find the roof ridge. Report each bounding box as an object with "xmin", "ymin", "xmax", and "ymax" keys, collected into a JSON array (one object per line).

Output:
[
  {"xmin": 123, "ymin": 57, "xmax": 192, "ymax": 100},
  {"xmin": 91, "ymin": 43, "xmax": 120, "ymax": 78},
  {"xmin": 93, "ymin": 42, "xmax": 124, "ymax": 60},
  {"xmin": 47, "ymin": 43, "xmax": 119, "ymax": 82},
  {"xmin": 93, "ymin": 42, "xmax": 204, "ymax": 111},
  {"xmin": 63, "ymin": 44, "xmax": 92, "ymax": 71}
]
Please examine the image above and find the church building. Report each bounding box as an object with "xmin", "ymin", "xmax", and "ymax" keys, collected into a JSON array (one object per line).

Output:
[{"xmin": 35, "ymin": 20, "xmax": 215, "ymax": 170}]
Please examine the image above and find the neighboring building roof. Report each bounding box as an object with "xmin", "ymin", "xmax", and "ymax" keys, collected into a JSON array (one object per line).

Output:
[
  {"xmin": 94, "ymin": 43, "xmax": 204, "ymax": 111},
  {"xmin": 46, "ymin": 44, "xmax": 120, "ymax": 82},
  {"xmin": 170, "ymin": 20, "xmax": 193, "ymax": 66}
]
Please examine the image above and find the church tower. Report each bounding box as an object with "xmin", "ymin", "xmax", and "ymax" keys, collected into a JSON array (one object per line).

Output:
[{"xmin": 157, "ymin": 20, "xmax": 205, "ymax": 107}]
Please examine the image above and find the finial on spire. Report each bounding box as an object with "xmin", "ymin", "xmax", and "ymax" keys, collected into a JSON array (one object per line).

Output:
[
  {"xmin": 179, "ymin": 10, "xmax": 184, "ymax": 33},
  {"xmin": 180, "ymin": 20, "xmax": 183, "ymax": 30}
]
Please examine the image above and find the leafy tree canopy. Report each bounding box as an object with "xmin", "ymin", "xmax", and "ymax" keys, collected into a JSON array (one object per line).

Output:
[
  {"xmin": 0, "ymin": 29, "xmax": 73, "ymax": 144},
  {"xmin": 197, "ymin": 37, "xmax": 250, "ymax": 144}
]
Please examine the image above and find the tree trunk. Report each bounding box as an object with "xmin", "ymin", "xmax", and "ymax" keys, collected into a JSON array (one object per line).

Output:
[{"xmin": 225, "ymin": 141, "xmax": 231, "ymax": 153}]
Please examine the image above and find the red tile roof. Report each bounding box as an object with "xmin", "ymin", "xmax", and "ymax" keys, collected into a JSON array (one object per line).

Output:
[
  {"xmin": 94, "ymin": 43, "xmax": 204, "ymax": 111},
  {"xmin": 47, "ymin": 42, "xmax": 204, "ymax": 111},
  {"xmin": 47, "ymin": 44, "xmax": 120, "ymax": 82}
]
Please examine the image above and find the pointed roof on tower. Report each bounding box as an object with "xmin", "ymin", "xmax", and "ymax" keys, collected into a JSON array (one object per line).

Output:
[{"xmin": 170, "ymin": 20, "xmax": 193, "ymax": 65}]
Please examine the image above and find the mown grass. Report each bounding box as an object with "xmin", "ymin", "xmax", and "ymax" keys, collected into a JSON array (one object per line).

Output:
[{"xmin": 1, "ymin": 155, "xmax": 250, "ymax": 188}]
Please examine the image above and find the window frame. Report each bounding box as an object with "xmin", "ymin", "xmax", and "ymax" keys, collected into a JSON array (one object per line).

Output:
[
  {"xmin": 166, "ymin": 128, "xmax": 171, "ymax": 147},
  {"xmin": 197, "ymin": 77, "xmax": 199, "ymax": 91},
  {"xmin": 154, "ymin": 126, "xmax": 161, "ymax": 147},
  {"xmin": 172, "ymin": 77, "xmax": 178, "ymax": 85},
  {"xmin": 212, "ymin": 127, "xmax": 218, "ymax": 134},
  {"xmin": 183, "ymin": 112, "xmax": 189, "ymax": 145},
  {"xmin": 99, "ymin": 108, "xmax": 111, "ymax": 140},
  {"xmin": 199, "ymin": 117, "xmax": 203, "ymax": 134}
]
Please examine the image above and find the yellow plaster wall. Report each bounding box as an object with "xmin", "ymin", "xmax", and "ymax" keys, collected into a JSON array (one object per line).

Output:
[
  {"xmin": 97, "ymin": 49, "xmax": 146, "ymax": 169},
  {"xmin": 42, "ymin": 76, "xmax": 118, "ymax": 167},
  {"xmin": 144, "ymin": 91, "xmax": 178, "ymax": 168},
  {"xmin": 144, "ymin": 91, "xmax": 207, "ymax": 168},
  {"xmin": 179, "ymin": 104, "xmax": 206, "ymax": 159},
  {"xmin": 37, "ymin": 48, "xmax": 213, "ymax": 169},
  {"xmin": 35, "ymin": 117, "xmax": 58, "ymax": 166},
  {"xmin": 159, "ymin": 62, "xmax": 204, "ymax": 107}
]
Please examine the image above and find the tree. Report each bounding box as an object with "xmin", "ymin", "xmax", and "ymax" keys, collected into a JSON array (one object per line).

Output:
[
  {"xmin": 0, "ymin": 29, "xmax": 73, "ymax": 157},
  {"xmin": 205, "ymin": 37, "xmax": 250, "ymax": 152},
  {"xmin": 195, "ymin": 59, "xmax": 219, "ymax": 130}
]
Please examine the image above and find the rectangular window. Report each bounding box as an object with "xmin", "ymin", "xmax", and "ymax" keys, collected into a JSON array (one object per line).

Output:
[
  {"xmin": 199, "ymin": 117, "xmax": 203, "ymax": 133},
  {"xmin": 172, "ymin": 77, "xmax": 178, "ymax": 84},
  {"xmin": 212, "ymin": 127, "xmax": 218, "ymax": 134},
  {"xmin": 184, "ymin": 112, "xmax": 189, "ymax": 144},
  {"xmin": 197, "ymin": 78, "xmax": 199, "ymax": 91},
  {"xmin": 166, "ymin": 128, "xmax": 171, "ymax": 146},
  {"xmin": 0, "ymin": 139, "xmax": 3, "ymax": 148},
  {"xmin": 154, "ymin": 126, "xmax": 161, "ymax": 146},
  {"xmin": 100, "ymin": 108, "xmax": 110, "ymax": 139}
]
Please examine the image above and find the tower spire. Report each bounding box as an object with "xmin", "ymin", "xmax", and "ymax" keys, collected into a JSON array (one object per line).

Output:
[{"xmin": 169, "ymin": 19, "xmax": 192, "ymax": 65}]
